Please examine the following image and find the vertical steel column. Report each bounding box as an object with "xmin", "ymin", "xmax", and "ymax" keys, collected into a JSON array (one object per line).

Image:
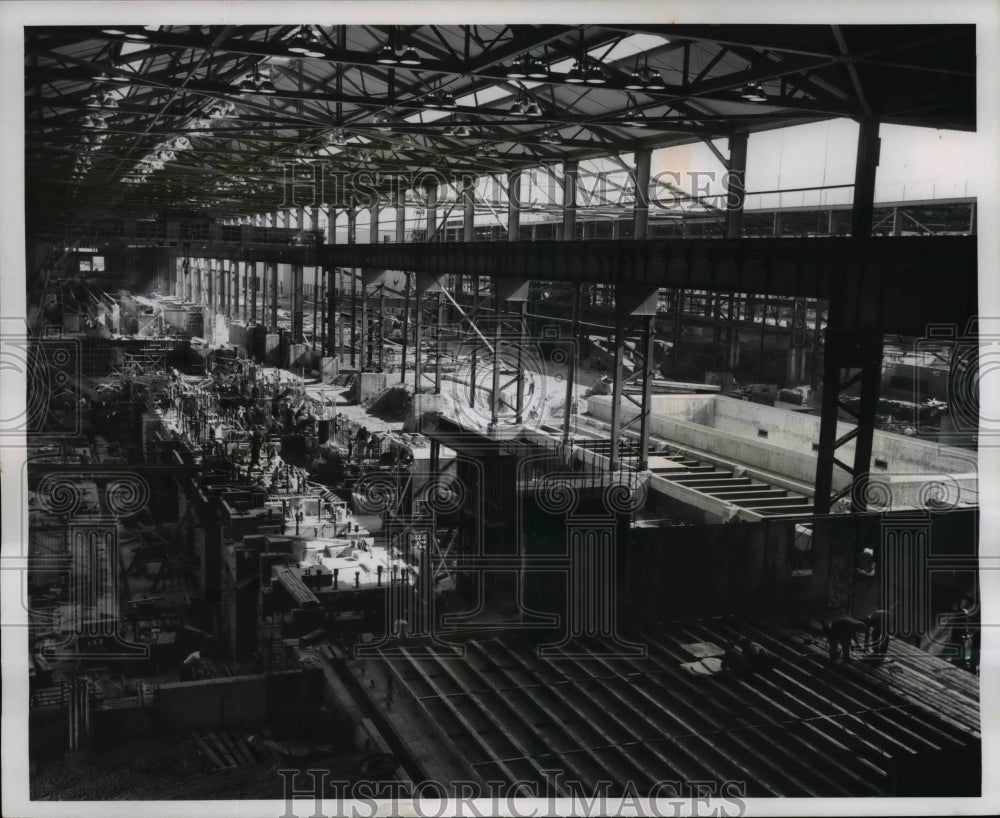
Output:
[
  {"xmin": 424, "ymin": 182, "xmax": 438, "ymax": 241},
  {"xmin": 400, "ymin": 272, "xmax": 410, "ymax": 384},
  {"xmin": 725, "ymin": 133, "xmax": 748, "ymax": 370},
  {"xmin": 513, "ymin": 300, "xmax": 527, "ymax": 423},
  {"xmin": 562, "ymin": 159, "xmax": 578, "ymax": 240},
  {"xmin": 633, "ymin": 149, "xmax": 651, "ymax": 240},
  {"xmin": 507, "ymin": 170, "xmax": 521, "ymax": 241},
  {"xmin": 414, "ymin": 282, "xmax": 423, "ymax": 392},
  {"xmin": 608, "ymin": 289, "xmax": 625, "ymax": 472},
  {"xmin": 432, "ymin": 290, "xmax": 443, "ymax": 392},
  {"xmin": 378, "ymin": 284, "xmax": 386, "ymax": 372},
  {"xmin": 636, "ymin": 314, "xmax": 655, "ymax": 471},
  {"xmin": 360, "ymin": 275, "xmax": 369, "ymax": 371},
  {"xmin": 490, "ymin": 289, "xmax": 502, "ymax": 428},
  {"xmin": 250, "ymin": 260, "xmax": 257, "ymax": 324},
  {"xmin": 229, "ymin": 259, "xmax": 237, "ymax": 320},
  {"xmin": 396, "ymin": 184, "xmax": 409, "ymax": 382},
  {"xmin": 462, "ymin": 174, "xmax": 476, "ymax": 242},
  {"xmin": 326, "ymin": 267, "xmax": 343, "ymax": 356},
  {"xmin": 851, "ymin": 117, "xmax": 881, "ymax": 239},
  {"xmin": 561, "ymin": 159, "xmax": 580, "ymax": 444},
  {"xmin": 291, "ymin": 264, "xmax": 304, "ymax": 342},
  {"xmin": 259, "ymin": 260, "xmax": 266, "ymax": 324},
  {"xmin": 312, "ymin": 265, "xmax": 320, "ymax": 349},
  {"xmin": 348, "ymin": 209, "xmax": 357, "ymax": 368},
  {"xmin": 319, "ymin": 267, "xmax": 326, "ymax": 352},
  {"xmin": 269, "ymin": 261, "xmax": 278, "ymax": 332},
  {"xmin": 562, "ymin": 287, "xmax": 581, "ymax": 446},
  {"xmin": 261, "ymin": 261, "xmax": 268, "ymax": 328},
  {"xmin": 470, "ymin": 274, "xmax": 479, "ymax": 407},
  {"xmin": 242, "ymin": 260, "xmax": 249, "ymax": 321},
  {"xmin": 370, "ymin": 200, "xmax": 380, "ymax": 245},
  {"xmin": 725, "ymin": 134, "xmax": 748, "ymax": 238},
  {"xmin": 814, "ymin": 115, "xmax": 883, "ymax": 514},
  {"xmin": 395, "ymin": 184, "xmax": 407, "ymax": 243}
]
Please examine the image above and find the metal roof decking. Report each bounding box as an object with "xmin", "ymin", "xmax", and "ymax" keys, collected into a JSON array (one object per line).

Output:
[{"xmin": 360, "ymin": 619, "xmax": 979, "ymax": 797}]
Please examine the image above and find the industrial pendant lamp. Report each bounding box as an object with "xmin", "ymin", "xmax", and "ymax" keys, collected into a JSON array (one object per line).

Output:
[
  {"xmin": 740, "ymin": 82, "xmax": 768, "ymax": 103},
  {"xmin": 288, "ymin": 26, "xmax": 327, "ymax": 58},
  {"xmin": 622, "ymin": 93, "xmax": 648, "ymax": 127}
]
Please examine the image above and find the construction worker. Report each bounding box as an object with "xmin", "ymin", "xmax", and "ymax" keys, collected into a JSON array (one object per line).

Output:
[
  {"xmin": 738, "ymin": 636, "xmax": 774, "ymax": 674},
  {"xmin": 721, "ymin": 642, "xmax": 749, "ymax": 679},
  {"xmin": 864, "ymin": 608, "xmax": 892, "ymax": 656},
  {"xmin": 822, "ymin": 615, "xmax": 866, "ymax": 662}
]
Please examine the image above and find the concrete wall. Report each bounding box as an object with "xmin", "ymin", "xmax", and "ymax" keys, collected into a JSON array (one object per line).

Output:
[
  {"xmin": 157, "ymin": 674, "xmax": 267, "ymax": 730},
  {"xmin": 588, "ymin": 394, "xmax": 978, "ymax": 508}
]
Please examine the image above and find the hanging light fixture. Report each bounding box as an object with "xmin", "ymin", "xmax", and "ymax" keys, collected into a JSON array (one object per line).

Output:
[
  {"xmin": 524, "ymin": 99, "xmax": 543, "ymax": 117},
  {"xmin": 288, "ymin": 26, "xmax": 327, "ymax": 58},
  {"xmin": 565, "ymin": 61, "xmax": 585, "ymax": 84},
  {"xmin": 256, "ymin": 66, "xmax": 277, "ymax": 94},
  {"xmin": 509, "ymin": 97, "xmax": 527, "ymax": 116},
  {"xmin": 398, "ymin": 45, "xmax": 422, "ymax": 66},
  {"xmin": 584, "ymin": 61, "xmax": 607, "ymax": 85},
  {"xmin": 526, "ymin": 54, "xmax": 549, "ymax": 80},
  {"xmin": 372, "ymin": 110, "xmax": 394, "ymax": 131},
  {"xmin": 622, "ymin": 93, "xmax": 647, "ymax": 127},
  {"xmin": 238, "ymin": 74, "xmax": 257, "ymax": 94},
  {"xmin": 505, "ymin": 58, "xmax": 528, "ymax": 80},
  {"xmin": 123, "ymin": 30, "xmax": 149, "ymax": 41},
  {"xmin": 625, "ymin": 62, "xmax": 646, "ymax": 91},
  {"xmin": 376, "ymin": 45, "xmax": 398, "ymax": 65},
  {"xmin": 740, "ymin": 82, "xmax": 768, "ymax": 103}
]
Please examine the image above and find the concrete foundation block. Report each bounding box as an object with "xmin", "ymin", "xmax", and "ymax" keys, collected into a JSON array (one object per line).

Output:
[
  {"xmin": 321, "ymin": 357, "xmax": 339, "ymax": 384},
  {"xmin": 264, "ymin": 333, "xmax": 282, "ymax": 366},
  {"xmin": 358, "ymin": 372, "xmax": 389, "ymax": 401}
]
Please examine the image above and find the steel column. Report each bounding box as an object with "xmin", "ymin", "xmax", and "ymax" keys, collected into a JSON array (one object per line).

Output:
[
  {"xmin": 291, "ymin": 264, "xmax": 304, "ymax": 342},
  {"xmin": 242, "ymin": 260, "xmax": 249, "ymax": 321},
  {"xmin": 400, "ymin": 272, "xmax": 410, "ymax": 384},
  {"xmin": 813, "ymin": 329, "xmax": 884, "ymax": 514},
  {"xmin": 633, "ymin": 149, "xmax": 651, "ymax": 240},
  {"xmin": 313, "ymin": 265, "xmax": 320, "ymax": 349},
  {"xmin": 414, "ymin": 283, "xmax": 423, "ymax": 392},
  {"xmin": 269, "ymin": 261, "xmax": 278, "ymax": 331},
  {"xmin": 562, "ymin": 159, "xmax": 578, "ymax": 241},
  {"xmin": 348, "ymin": 209, "xmax": 357, "ymax": 368},
  {"xmin": 725, "ymin": 134, "xmax": 748, "ymax": 239},
  {"xmin": 852, "ymin": 117, "xmax": 881, "ymax": 238},
  {"xmin": 425, "ymin": 183, "xmax": 438, "ymax": 242},
  {"xmin": 463, "ymin": 175, "xmax": 476, "ymax": 242},
  {"xmin": 814, "ymin": 114, "xmax": 883, "ymax": 514},
  {"xmin": 507, "ymin": 170, "xmax": 521, "ymax": 241},
  {"xmin": 470, "ymin": 274, "xmax": 479, "ymax": 407},
  {"xmin": 396, "ymin": 184, "xmax": 407, "ymax": 243},
  {"xmin": 608, "ymin": 292, "xmax": 626, "ymax": 471},
  {"xmin": 326, "ymin": 268, "xmax": 341, "ymax": 357}
]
